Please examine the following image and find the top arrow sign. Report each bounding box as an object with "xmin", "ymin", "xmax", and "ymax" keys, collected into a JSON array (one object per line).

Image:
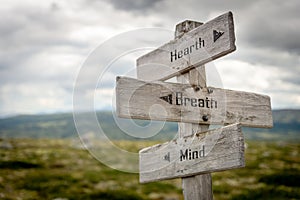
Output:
[{"xmin": 137, "ymin": 12, "xmax": 236, "ymax": 81}]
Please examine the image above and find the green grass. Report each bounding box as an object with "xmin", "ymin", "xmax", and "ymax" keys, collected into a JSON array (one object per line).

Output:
[{"xmin": 0, "ymin": 138, "xmax": 299, "ymax": 199}]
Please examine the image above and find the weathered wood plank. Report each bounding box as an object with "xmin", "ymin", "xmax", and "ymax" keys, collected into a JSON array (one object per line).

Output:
[
  {"xmin": 116, "ymin": 76, "xmax": 273, "ymax": 128},
  {"xmin": 136, "ymin": 12, "xmax": 236, "ymax": 81},
  {"xmin": 139, "ymin": 123, "xmax": 245, "ymax": 183}
]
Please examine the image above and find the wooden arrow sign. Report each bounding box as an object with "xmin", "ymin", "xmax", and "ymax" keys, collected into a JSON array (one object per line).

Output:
[
  {"xmin": 116, "ymin": 76, "xmax": 273, "ymax": 128},
  {"xmin": 137, "ymin": 12, "xmax": 236, "ymax": 81},
  {"xmin": 139, "ymin": 123, "xmax": 245, "ymax": 183}
]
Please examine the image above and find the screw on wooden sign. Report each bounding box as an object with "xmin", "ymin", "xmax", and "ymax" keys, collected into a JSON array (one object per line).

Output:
[
  {"xmin": 116, "ymin": 76, "xmax": 273, "ymax": 128},
  {"xmin": 136, "ymin": 12, "xmax": 236, "ymax": 81}
]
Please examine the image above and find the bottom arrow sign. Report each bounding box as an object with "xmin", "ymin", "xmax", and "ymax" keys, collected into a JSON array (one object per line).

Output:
[{"xmin": 139, "ymin": 123, "xmax": 245, "ymax": 183}]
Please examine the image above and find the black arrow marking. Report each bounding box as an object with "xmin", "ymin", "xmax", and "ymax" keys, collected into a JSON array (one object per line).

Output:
[
  {"xmin": 213, "ymin": 30, "xmax": 224, "ymax": 42},
  {"xmin": 163, "ymin": 152, "xmax": 170, "ymax": 162},
  {"xmin": 159, "ymin": 94, "xmax": 172, "ymax": 104}
]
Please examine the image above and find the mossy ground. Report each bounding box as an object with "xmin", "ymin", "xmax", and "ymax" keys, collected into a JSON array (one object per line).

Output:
[{"xmin": 0, "ymin": 139, "xmax": 299, "ymax": 199}]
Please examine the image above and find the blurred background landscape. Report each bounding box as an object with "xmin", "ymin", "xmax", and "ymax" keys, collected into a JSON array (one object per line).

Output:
[
  {"xmin": 0, "ymin": 110, "xmax": 300, "ymax": 199},
  {"xmin": 1, "ymin": 110, "xmax": 300, "ymax": 141},
  {"xmin": 1, "ymin": 0, "xmax": 300, "ymax": 199}
]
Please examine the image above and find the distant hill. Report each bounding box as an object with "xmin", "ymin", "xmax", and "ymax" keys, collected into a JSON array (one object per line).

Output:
[
  {"xmin": 0, "ymin": 112, "xmax": 177, "ymax": 141},
  {"xmin": 0, "ymin": 110, "xmax": 299, "ymax": 141},
  {"xmin": 243, "ymin": 109, "xmax": 300, "ymax": 141}
]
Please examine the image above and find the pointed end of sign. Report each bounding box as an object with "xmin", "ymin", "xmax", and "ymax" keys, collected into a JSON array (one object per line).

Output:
[
  {"xmin": 267, "ymin": 117, "xmax": 274, "ymax": 129},
  {"xmin": 139, "ymin": 175, "xmax": 148, "ymax": 184},
  {"xmin": 227, "ymin": 11, "xmax": 236, "ymax": 53}
]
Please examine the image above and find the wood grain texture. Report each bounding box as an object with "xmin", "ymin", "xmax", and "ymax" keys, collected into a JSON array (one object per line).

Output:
[
  {"xmin": 136, "ymin": 12, "xmax": 236, "ymax": 81},
  {"xmin": 182, "ymin": 174, "xmax": 212, "ymax": 200},
  {"xmin": 175, "ymin": 21, "xmax": 213, "ymax": 199},
  {"xmin": 116, "ymin": 76, "xmax": 273, "ymax": 128},
  {"xmin": 139, "ymin": 123, "xmax": 245, "ymax": 183},
  {"xmin": 178, "ymin": 67, "xmax": 213, "ymax": 200}
]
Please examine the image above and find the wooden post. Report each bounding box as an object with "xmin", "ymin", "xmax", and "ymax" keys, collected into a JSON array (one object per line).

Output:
[{"xmin": 175, "ymin": 20, "xmax": 213, "ymax": 200}]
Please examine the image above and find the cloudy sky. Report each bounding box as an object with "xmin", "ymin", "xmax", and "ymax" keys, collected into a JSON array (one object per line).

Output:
[{"xmin": 0, "ymin": 0, "xmax": 299, "ymax": 116}]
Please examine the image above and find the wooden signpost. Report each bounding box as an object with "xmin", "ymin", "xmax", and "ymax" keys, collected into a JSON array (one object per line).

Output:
[
  {"xmin": 116, "ymin": 76, "xmax": 273, "ymax": 128},
  {"xmin": 115, "ymin": 11, "xmax": 273, "ymax": 199}
]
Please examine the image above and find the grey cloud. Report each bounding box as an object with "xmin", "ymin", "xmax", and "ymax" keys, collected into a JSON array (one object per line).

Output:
[
  {"xmin": 107, "ymin": 0, "xmax": 163, "ymax": 12},
  {"xmin": 0, "ymin": 3, "xmax": 89, "ymax": 54},
  {"xmin": 282, "ymin": 75, "xmax": 300, "ymax": 87},
  {"xmin": 0, "ymin": 3, "xmax": 88, "ymax": 83},
  {"xmin": 1, "ymin": 0, "xmax": 300, "ymax": 115},
  {"xmin": 237, "ymin": 0, "xmax": 300, "ymax": 54},
  {"xmin": 230, "ymin": 45, "xmax": 299, "ymax": 69}
]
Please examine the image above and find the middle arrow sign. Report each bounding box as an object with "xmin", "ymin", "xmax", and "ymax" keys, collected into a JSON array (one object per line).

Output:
[{"xmin": 116, "ymin": 76, "xmax": 273, "ymax": 128}]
